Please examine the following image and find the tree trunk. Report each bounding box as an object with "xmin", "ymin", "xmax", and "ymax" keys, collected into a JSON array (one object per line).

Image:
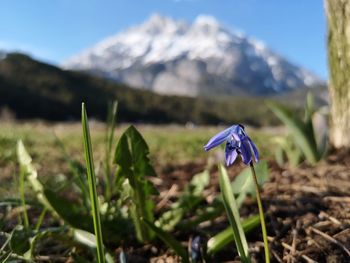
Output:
[{"xmin": 326, "ymin": 0, "xmax": 350, "ymax": 148}]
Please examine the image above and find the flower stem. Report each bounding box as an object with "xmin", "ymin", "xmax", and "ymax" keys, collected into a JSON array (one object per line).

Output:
[{"xmin": 250, "ymin": 162, "xmax": 270, "ymax": 263}]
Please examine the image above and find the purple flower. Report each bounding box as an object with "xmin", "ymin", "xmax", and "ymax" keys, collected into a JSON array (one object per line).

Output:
[{"xmin": 204, "ymin": 124, "xmax": 259, "ymax": 166}]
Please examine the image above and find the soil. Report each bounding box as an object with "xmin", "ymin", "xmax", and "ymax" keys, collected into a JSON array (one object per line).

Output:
[
  {"xmin": 3, "ymin": 148, "xmax": 350, "ymax": 262},
  {"xmin": 147, "ymin": 148, "xmax": 350, "ymax": 262}
]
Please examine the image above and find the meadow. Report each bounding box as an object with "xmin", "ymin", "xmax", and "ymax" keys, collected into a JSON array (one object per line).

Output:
[{"xmin": 0, "ymin": 107, "xmax": 349, "ymax": 262}]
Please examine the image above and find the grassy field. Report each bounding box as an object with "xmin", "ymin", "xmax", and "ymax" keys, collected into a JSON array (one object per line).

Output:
[
  {"xmin": 0, "ymin": 121, "xmax": 279, "ymax": 195},
  {"xmin": 1, "ymin": 121, "xmax": 350, "ymax": 262}
]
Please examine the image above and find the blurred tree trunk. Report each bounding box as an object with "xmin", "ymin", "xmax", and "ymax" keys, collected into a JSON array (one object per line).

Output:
[{"xmin": 326, "ymin": 0, "xmax": 350, "ymax": 148}]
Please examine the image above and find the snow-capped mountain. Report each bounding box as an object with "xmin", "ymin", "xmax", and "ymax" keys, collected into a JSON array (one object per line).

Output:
[{"xmin": 63, "ymin": 14, "xmax": 323, "ymax": 97}]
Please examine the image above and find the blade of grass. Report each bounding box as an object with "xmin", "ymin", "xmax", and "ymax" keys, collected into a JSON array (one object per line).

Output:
[
  {"xmin": 219, "ymin": 164, "xmax": 250, "ymax": 263},
  {"xmin": 82, "ymin": 103, "xmax": 105, "ymax": 263},
  {"xmin": 267, "ymin": 102, "xmax": 319, "ymax": 164},
  {"xmin": 34, "ymin": 207, "xmax": 47, "ymax": 231},
  {"xmin": 105, "ymin": 101, "xmax": 118, "ymax": 200},
  {"xmin": 142, "ymin": 218, "xmax": 189, "ymax": 263},
  {"xmin": 0, "ymin": 251, "xmax": 12, "ymax": 263},
  {"xmin": 207, "ymin": 214, "xmax": 260, "ymax": 255}
]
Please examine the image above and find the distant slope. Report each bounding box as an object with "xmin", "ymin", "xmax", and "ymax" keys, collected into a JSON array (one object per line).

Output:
[
  {"xmin": 0, "ymin": 52, "xmax": 284, "ymax": 126},
  {"xmin": 64, "ymin": 14, "xmax": 323, "ymax": 97}
]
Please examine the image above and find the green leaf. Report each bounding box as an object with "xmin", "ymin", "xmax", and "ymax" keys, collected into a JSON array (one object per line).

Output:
[
  {"xmin": 114, "ymin": 125, "xmax": 156, "ymax": 242},
  {"xmin": 10, "ymin": 227, "xmax": 31, "ymax": 255},
  {"xmin": 16, "ymin": 140, "xmax": 52, "ymax": 210},
  {"xmin": 274, "ymin": 136, "xmax": 303, "ymax": 167},
  {"xmin": 44, "ymin": 189, "xmax": 93, "ymax": 231},
  {"xmin": 267, "ymin": 102, "xmax": 319, "ymax": 164},
  {"xmin": 74, "ymin": 229, "xmax": 97, "ymax": 248},
  {"xmin": 104, "ymin": 100, "xmax": 118, "ymax": 200},
  {"xmin": 207, "ymin": 214, "xmax": 260, "ymax": 255},
  {"xmin": 82, "ymin": 103, "xmax": 105, "ymax": 263},
  {"xmin": 219, "ymin": 164, "xmax": 250, "ymax": 262},
  {"xmin": 304, "ymin": 92, "xmax": 315, "ymax": 122},
  {"xmin": 142, "ymin": 219, "xmax": 189, "ymax": 263},
  {"xmin": 232, "ymin": 161, "xmax": 269, "ymax": 207},
  {"xmin": 73, "ymin": 229, "xmax": 115, "ymax": 263}
]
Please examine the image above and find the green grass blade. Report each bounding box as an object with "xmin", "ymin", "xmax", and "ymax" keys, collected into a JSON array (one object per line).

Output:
[
  {"xmin": 142, "ymin": 219, "xmax": 189, "ymax": 263},
  {"xmin": 0, "ymin": 251, "xmax": 11, "ymax": 263},
  {"xmin": 267, "ymin": 102, "xmax": 319, "ymax": 163},
  {"xmin": 218, "ymin": 164, "xmax": 250, "ymax": 263},
  {"xmin": 207, "ymin": 214, "xmax": 260, "ymax": 255},
  {"xmin": 81, "ymin": 103, "xmax": 105, "ymax": 263},
  {"xmin": 34, "ymin": 207, "xmax": 47, "ymax": 231},
  {"xmin": 105, "ymin": 100, "xmax": 118, "ymax": 199}
]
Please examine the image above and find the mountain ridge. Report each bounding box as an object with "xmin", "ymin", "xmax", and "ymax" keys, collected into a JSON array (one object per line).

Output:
[
  {"xmin": 1, "ymin": 52, "xmax": 301, "ymax": 126},
  {"xmin": 63, "ymin": 14, "xmax": 323, "ymax": 97}
]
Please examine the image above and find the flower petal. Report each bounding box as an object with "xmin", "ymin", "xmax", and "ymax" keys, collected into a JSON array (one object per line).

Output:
[
  {"xmin": 204, "ymin": 126, "xmax": 234, "ymax": 151},
  {"xmin": 225, "ymin": 145, "xmax": 238, "ymax": 166},
  {"xmin": 240, "ymin": 138, "xmax": 252, "ymax": 165},
  {"xmin": 248, "ymin": 137, "xmax": 259, "ymax": 162}
]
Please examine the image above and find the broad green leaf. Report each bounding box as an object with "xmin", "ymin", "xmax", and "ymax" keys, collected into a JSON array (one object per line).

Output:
[
  {"xmin": 156, "ymin": 170, "xmax": 209, "ymax": 231},
  {"xmin": 219, "ymin": 164, "xmax": 250, "ymax": 263},
  {"xmin": 207, "ymin": 214, "xmax": 260, "ymax": 255},
  {"xmin": 73, "ymin": 229, "xmax": 115, "ymax": 263},
  {"xmin": 74, "ymin": 229, "xmax": 97, "ymax": 248},
  {"xmin": 232, "ymin": 161, "xmax": 269, "ymax": 207},
  {"xmin": 114, "ymin": 125, "xmax": 156, "ymax": 242},
  {"xmin": 82, "ymin": 103, "xmax": 105, "ymax": 263},
  {"xmin": 44, "ymin": 189, "xmax": 93, "ymax": 231},
  {"xmin": 9, "ymin": 227, "xmax": 31, "ymax": 255},
  {"xmin": 267, "ymin": 102, "xmax": 319, "ymax": 164},
  {"xmin": 142, "ymin": 219, "xmax": 189, "ymax": 263},
  {"xmin": 119, "ymin": 251, "xmax": 127, "ymax": 263}
]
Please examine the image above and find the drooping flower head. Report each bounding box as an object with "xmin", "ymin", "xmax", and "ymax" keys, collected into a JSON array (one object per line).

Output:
[{"xmin": 204, "ymin": 124, "xmax": 259, "ymax": 166}]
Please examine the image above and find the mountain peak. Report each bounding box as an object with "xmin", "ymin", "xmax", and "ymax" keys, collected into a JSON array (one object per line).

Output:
[
  {"xmin": 139, "ymin": 13, "xmax": 188, "ymax": 35},
  {"xmin": 63, "ymin": 14, "xmax": 323, "ymax": 97},
  {"xmin": 193, "ymin": 15, "xmax": 220, "ymax": 28}
]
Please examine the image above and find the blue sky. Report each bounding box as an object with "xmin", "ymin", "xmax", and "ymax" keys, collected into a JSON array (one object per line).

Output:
[{"xmin": 0, "ymin": 0, "xmax": 327, "ymax": 78}]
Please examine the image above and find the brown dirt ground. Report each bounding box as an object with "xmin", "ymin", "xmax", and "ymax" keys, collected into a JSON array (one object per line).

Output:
[
  {"xmin": 2, "ymin": 148, "xmax": 350, "ymax": 262},
  {"xmin": 147, "ymin": 148, "xmax": 350, "ymax": 263}
]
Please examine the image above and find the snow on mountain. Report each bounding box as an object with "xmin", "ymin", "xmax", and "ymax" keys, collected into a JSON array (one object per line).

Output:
[{"xmin": 63, "ymin": 14, "xmax": 323, "ymax": 97}]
